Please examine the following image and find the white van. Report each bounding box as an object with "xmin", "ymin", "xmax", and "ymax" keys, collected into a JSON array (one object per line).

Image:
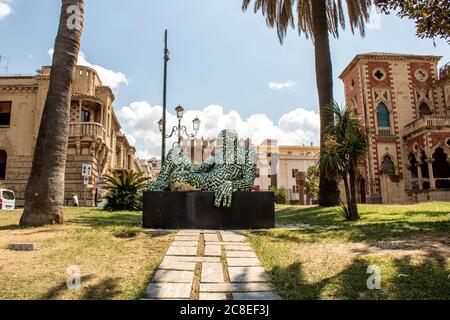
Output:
[{"xmin": 0, "ymin": 189, "xmax": 15, "ymax": 210}]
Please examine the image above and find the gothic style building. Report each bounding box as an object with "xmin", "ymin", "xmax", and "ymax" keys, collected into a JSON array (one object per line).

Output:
[{"xmin": 340, "ymin": 53, "xmax": 450, "ymax": 204}]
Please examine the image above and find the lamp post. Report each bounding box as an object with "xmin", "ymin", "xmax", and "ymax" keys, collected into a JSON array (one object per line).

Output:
[
  {"xmin": 161, "ymin": 29, "xmax": 170, "ymax": 164},
  {"xmin": 159, "ymin": 105, "xmax": 200, "ymax": 150}
]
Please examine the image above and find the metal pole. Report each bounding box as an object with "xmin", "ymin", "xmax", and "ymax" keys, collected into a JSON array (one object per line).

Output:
[
  {"xmin": 178, "ymin": 117, "xmax": 182, "ymax": 146},
  {"xmin": 162, "ymin": 30, "xmax": 169, "ymax": 164}
]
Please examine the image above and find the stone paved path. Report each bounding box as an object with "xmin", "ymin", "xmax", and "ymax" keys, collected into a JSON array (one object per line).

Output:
[{"xmin": 146, "ymin": 230, "xmax": 281, "ymax": 300}]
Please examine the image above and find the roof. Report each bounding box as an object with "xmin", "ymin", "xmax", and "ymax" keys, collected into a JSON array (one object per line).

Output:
[{"xmin": 339, "ymin": 52, "xmax": 442, "ymax": 79}]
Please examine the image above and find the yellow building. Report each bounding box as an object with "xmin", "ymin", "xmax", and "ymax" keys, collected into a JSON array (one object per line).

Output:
[
  {"xmin": 255, "ymin": 139, "xmax": 319, "ymax": 203},
  {"xmin": 0, "ymin": 65, "xmax": 138, "ymax": 206}
]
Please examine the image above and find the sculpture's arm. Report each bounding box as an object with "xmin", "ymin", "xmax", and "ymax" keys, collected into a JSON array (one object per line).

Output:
[
  {"xmin": 232, "ymin": 145, "xmax": 257, "ymax": 191},
  {"xmin": 191, "ymin": 155, "xmax": 215, "ymax": 173}
]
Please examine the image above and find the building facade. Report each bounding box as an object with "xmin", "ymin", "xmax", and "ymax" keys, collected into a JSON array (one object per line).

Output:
[
  {"xmin": 0, "ymin": 65, "xmax": 138, "ymax": 206},
  {"xmin": 340, "ymin": 53, "xmax": 450, "ymax": 204}
]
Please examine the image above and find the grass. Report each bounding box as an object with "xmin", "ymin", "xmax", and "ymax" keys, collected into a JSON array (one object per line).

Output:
[
  {"xmin": 0, "ymin": 207, "xmax": 173, "ymax": 300},
  {"xmin": 249, "ymin": 202, "xmax": 450, "ymax": 300}
]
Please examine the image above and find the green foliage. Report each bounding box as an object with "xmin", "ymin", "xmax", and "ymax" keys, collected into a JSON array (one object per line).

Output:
[
  {"xmin": 305, "ymin": 166, "xmax": 320, "ymax": 200},
  {"xmin": 102, "ymin": 170, "xmax": 149, "ymax": 212},
  {"xmin": 319, "ymin": 102, "xmax": 368, "ymax": 221},
  {"xmin": 270, "ymin": 186, "xmax": 289, "ymax": 205},
  {"xmin": 109, "ymin": 226, "xmax": 141, "ymax": 238},
  {"xmin": 376, "ymin": 0, "xmax": 450, "ymax": 43}
]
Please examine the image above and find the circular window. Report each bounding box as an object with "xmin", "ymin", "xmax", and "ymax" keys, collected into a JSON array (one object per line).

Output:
[
  {"xmin": 446, "ymin": 139, "xmax": 450, "ymax": 148},
  {"xmin": 373, "ymin": 68, "xmax": 386, "ymax": 81},
  {"xmin": 414, "ymin": 69, "xmax": 428, "ymax": 82}
]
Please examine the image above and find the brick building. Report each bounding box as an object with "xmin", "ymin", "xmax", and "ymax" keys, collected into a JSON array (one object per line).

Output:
[
  {"xmin": 340, "ymin": 53, "xmax": 450, "ymax": 204},
  {"xmin": 0, "ymin": 65, "xmax": 140, "ymax": 206}
]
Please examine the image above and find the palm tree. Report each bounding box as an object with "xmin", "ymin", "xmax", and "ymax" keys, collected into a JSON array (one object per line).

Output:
[
  {"xmin": 242, "ymin": 0, "xmax": 373, "ymax": 207},
  {"xmin": 103, "ymin": 170, "xmax": 150, "ymax": 211},
  {"xmin": 319, "ymin": 102, "xmax": 368, "ymax": 221},
  {"xmin": 20, "ymin": 0, "xmax": 84, "ymax": 227}
]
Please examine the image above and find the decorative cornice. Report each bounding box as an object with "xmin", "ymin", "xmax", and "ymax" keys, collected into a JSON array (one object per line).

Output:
[{"xmin": 339, "ymin": 53, "xmax": 442, "ymax": 80}]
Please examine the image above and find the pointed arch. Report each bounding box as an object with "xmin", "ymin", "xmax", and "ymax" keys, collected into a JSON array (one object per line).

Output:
[
  {"xmin": 381, "ymin": 154, "xmax": 395, "ymax": 176},
  {"xmin": 377, "ymin": 102, "xmax": 391, "ymax": 128}
]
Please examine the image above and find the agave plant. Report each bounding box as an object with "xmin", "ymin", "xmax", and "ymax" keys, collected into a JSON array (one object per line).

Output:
[{"xmin": 102, "ymin": 170, "xmax": 149, "ymax": 211}]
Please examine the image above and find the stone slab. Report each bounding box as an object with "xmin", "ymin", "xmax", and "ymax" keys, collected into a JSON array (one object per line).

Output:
[
  {"xmin": 204, "ymin": 233, "xmax": 220, "ymax": 242},
  {"xmin": 221, "ymin": 233, "xmax": 246, "ymax": 242},
  {"xmin": 224, "ymin": 245, "xmax": 253, "ymax": 251},
  {"xmin": 226, "ymin": 251, "xmax": 257, "ymax": 258},
  {"xmin": 201, "ymin": 263, "xmax": 224, "ymax": 283},
  {"xmin": 153, "ymin": 270, "xmax": 195, "ymax": 283},
  {"xmin": 7, "ymin": 243, "xmax": 41, "ymax": 251},
  {"xmin": 159, "ymin": 261, "xmax": 197, "ymax": 271},
  {"xmin": 170, "ymin": 241, "xmax": 199, "ymax": 247},
  {"xmin": 204, "ymin": 245, "xmax": 222, "ymax": 257},
  {"xmin": 228, "ymin": 267, "xmax": 269, "ymax": 283},
  {"xmin": 174, "ymin": 236, "xmax": 199, "ymax": 241},
  {"xmin": 199, "ymin": 293, "xmax": 228, "ymax": 300},
  {"xmin": 163, "ymin": 256, "xmax": 221, "ymax": 263},
  {"xmin": 147, "ymin": 282, "xmax": 192, "ymax": 299},
  {"xmin": 166, "ymin": 246, "xmax": 198, "ymax": 256},
  {"xmin": 232, "ymin": 292, "xmax": 281, "ymax": 300},
  {"xmin": 200, "ymin": 283, "xmax": 273, "ymax": 293},
  {"xmin": 227, "ymin": 258, "xmax": 261, "ymax": 267}
]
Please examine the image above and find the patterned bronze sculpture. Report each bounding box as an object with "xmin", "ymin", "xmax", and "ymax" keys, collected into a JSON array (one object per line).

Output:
[{"xmin": 147, "ymin": 129, "xmax": 257, "ymax": 207}]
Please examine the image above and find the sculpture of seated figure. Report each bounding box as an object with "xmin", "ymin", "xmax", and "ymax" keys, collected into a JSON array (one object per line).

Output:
[{"xmin": 147, "ymin": 129, "xmax": 257, "ymax": 207}]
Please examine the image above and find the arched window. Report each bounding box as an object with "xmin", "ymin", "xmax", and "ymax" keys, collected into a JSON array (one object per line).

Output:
[
  {"xmin": 377, "ymin": 102, "xmax": 390, "ymax": 128},
  {"xmin": 0, "ymin": 150, "xmax": 6, "ymax": 180},
  {"xmin": 381, "ymin": 155, "xmax": 395, "ymax": 175},
  {"xmin": 419, "ymin": 102, "xmax": 431, "ymax": 117},
  {"xmin": 432, "ymin": 147, "xmax": 450, "ymax": 189}
]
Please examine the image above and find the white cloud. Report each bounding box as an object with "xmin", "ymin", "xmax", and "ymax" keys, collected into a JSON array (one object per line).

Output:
[
  {"xmin": 0, "ymin": 1, "xmax": 12, "ymax": 20},
  {"xmin": 269, "ymin": 80, "xmax": 296, "ymax": 90},
  {"xmin": 48, "ymin": 49, "xmax": 129, "ymax": 88},
  {"xmin": 117, "ymin": 102, "xmax": 320, "ymax": 159}
]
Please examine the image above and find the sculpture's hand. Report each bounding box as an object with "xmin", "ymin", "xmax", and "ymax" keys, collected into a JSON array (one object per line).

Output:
[{"xmin": 214, "ymin": 181, "xmax": 233, "ymax": 208}]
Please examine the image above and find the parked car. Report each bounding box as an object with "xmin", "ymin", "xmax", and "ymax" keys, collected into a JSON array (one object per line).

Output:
[{"xmin": 0, "ymin": 189, "xmax": 15, "ymax": 210}]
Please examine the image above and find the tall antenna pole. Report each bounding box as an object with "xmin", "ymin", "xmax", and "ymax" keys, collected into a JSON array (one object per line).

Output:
[{"xmin": 161, "ymin": 30, "xmax": 169, "ymax": 164}]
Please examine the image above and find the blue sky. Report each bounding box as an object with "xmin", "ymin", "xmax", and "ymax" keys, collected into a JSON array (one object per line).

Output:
[{"xmin": 1, "ymin": 0, "xmax": 449, "ymax": 158}]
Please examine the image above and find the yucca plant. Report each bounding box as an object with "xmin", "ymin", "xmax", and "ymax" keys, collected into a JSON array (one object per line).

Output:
[
  {"xmin": 102, "ymin": 170, "xmax": 149, "ymax": 211},
  {"xmin": 319, "ymin": 102, "xmax": 368, "ymax": 221}
]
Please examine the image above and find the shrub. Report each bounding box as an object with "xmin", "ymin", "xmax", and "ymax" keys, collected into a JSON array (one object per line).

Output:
[
  {"xmin": 102, "ymin": 170, "xmax": 149, "ymax": 211},
  {"xmin": 270, "ymin": 186, "xmax": 289, "ymax": 205}
]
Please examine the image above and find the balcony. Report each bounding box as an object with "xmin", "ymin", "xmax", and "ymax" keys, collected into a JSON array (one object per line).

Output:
[
  {"xmin": 69, "ymin": 122, "xmax": 106, "ymax": 142},
  {"xmin": 403, "ymin": 116, "xmax": 450, "ymax": 138},
  {"xmin": 377, "ymin": 127, "xmax": 392, "ymax": 137}
]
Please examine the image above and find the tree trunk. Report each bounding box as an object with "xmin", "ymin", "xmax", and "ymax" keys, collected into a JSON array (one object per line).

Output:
[
  {"xmin": 20, "ymin": 0, "xmax": 84, "ymax": 227},
  {"xmin": 342, "ymin": 173, "xmax": 352, "ymax": 219},
  {"xmin": 348, "ymin": 165, "xmax": 360, "ymax": 221},
  {"xmin": 311, "ymin": 0, "xmax": 340, "ymax": 207}
]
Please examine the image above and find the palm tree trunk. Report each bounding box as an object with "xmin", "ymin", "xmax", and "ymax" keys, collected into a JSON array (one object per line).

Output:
[
  {"xmin": 348, "ymin": 165, "xmax": 360, "ymax": 221},
  {"xmin": 342, "ymin": 173, "xmax": 352, "ymax": 218},
  {"xmin": 20, "ymin": 0, "xmax": 84, "ymax": 227},
  {"xmin": 311, "ymin": 0, "xmax": 340, "ymax": 207}
]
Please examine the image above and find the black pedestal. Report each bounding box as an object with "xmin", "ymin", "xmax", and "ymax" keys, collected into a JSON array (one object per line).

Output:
[{"xmin": 143, "ymin": 191, "xmax": 275, "ymax": 230}]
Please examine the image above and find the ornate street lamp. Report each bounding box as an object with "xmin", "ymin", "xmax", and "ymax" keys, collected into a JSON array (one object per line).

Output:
[{"xmin": 159, "ymin": 105, "xmax": 201, "ymax": 147}]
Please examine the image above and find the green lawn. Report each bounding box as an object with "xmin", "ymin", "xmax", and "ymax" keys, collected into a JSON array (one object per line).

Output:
[
  {"xmin": 0, "ymin": 208, "xmax": 173, "ymax": 300},
  {"xmin": 249, "ymin": 203, "xmax": 450, "ymax": 300}
]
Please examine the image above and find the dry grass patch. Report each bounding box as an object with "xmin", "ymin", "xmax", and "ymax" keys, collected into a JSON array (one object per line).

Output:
[{"xmin": 0, "ymin": 208, "xmax": 173, "ymax": 300}]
